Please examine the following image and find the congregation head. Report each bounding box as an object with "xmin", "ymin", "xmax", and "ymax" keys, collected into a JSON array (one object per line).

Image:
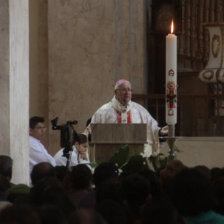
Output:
[
  {"xmin": 71, "ymin": 164, "xmax": 92, "ymax": 190},
  {"xmin": 31, "ymin": 162, "xmax": 55, "ymax": 186},
  {"xmin": 0, "ymin": 155, "xmax": 13, "ymax": 180},
  {"xmin": 171, "ymin": 167, "xmax": 213, "ymax": 216}
]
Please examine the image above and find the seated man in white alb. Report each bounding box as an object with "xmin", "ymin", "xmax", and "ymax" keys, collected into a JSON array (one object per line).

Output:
[
  {"xmin": 88, "ymin": 79, "xmax": 168, "ymax": 154},
  {"xmin": 29, "ymin": 116, "xmax": 56, "ymax": 173},
  {"xmin": 54, "ymin": 134, "xmax": 89, "ymax": 167}
]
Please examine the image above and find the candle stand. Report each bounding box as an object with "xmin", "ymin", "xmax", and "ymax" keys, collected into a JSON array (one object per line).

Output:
[
  {"xmin": 167, "ymin": 125, "xmax": 176, "ymax": 160},
  {"xmin": 165, "ymin": 20, "xmax": 177, "ymax": 161}
]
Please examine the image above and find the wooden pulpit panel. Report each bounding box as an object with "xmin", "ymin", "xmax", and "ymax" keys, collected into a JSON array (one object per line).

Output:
[
  {"xmin": 90, "ymin": 124, "xmax": 147, "ymax": 162},
  {"xmin": 91, "ymin": 123, "xmax": 147, "ymax": 144}
]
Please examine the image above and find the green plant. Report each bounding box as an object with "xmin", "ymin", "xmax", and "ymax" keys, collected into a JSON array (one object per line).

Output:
[
  {"xmin": 90, "ymin": 144, "xmax": 180, "ymax": 175},
  {"xmin": 109, "ymin": 144, "xmax": 149, "ymax": 174},
  {"xmin": 149, "ymin": 144, "xmax": 181, "ymax": 173}
]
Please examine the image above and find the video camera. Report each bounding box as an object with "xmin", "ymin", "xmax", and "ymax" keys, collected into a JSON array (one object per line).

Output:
[{"xmin": 51, "ymin": 117, "xmax": 78, "ymax": 162}]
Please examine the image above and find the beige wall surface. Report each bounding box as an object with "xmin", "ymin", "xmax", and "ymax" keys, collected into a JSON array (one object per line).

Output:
[
  {"xmin": 47, "ymin": 0, "xmax": 148, "ymax": 154},
  {"xmin": 161, "ymin": 137, "xmax": 224, "ymax": 168},
  {"xmin": 0, "ymin": 0, "xmax": 10, "ymax": 153},
  {"xmin": 29, "ymin": 0, "xmax": 49, "ymax": 148}
]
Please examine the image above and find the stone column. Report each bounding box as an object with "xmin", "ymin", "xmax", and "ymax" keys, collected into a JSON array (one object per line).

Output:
[
  {"xmin": 10, "ymin": 0, "xmax": 29, "ymax": 184},
  {"xmin": 0, "ymin": 0, "xmax": 29, "ymax": 184}
]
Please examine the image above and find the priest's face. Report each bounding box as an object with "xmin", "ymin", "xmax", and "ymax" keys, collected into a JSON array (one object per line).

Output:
[{"xmin": 115, "ymin": 82, "xmax": 132, "ymax": 106}]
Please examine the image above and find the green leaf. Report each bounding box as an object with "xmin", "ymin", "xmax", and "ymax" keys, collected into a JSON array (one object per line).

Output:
[
  {"xmin": 87, "ymin": 162, "xmax": 98, "ymax": 168},
  {"xmin": 122, "ymin": 155, "xmax": 148, "ymax": 174},
  {"xmin": 149, "ymin": 153, "xmax": 168, "ymax": 173},
  {"xmin": 109, "ymin": 144, "xmax": 130, "ymax": 168}
]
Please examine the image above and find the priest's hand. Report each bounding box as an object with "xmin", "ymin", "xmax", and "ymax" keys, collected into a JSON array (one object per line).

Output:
[{"xmin": 159, "ymin": 125, "xmax": 168, "ymax": 135}]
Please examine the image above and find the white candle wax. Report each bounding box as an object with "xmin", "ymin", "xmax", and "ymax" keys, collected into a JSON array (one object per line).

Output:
[{"xmin": 166, "ymin": 33, "xmax": 177, "ymax": 125}]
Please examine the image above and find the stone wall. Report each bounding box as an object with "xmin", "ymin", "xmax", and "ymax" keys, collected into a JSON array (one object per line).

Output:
[
  {"xmin": 0, "ymin": 0, "xmax": 10, "ymax": 153},
  {"xmin": 161, "ymin": 137, "xmax": 224, "ymax": 168},
  {"xmin": 47, "ymin": 0, "xmax": 148, "ymax": 154},
  {"xmin": 29, "ymin": 0, "xmax": 49, "ymax": 148}
]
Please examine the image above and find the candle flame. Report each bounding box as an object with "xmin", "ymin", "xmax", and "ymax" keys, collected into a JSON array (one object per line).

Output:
[{"xmin": 171, "ymin": 20, "xmax": 174, "ymax": 34}]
